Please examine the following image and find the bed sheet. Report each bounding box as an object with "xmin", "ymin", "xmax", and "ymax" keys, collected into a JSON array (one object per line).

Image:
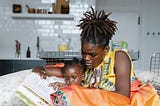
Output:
[{"xmin": 0, "ymin": 69, "xmax": 32, "ymax": 106}]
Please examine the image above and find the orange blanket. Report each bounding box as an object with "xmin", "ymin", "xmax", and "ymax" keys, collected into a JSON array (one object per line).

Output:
[
  {"xmin": 51, "ymin": 81, "xmax": 160, "ymax": 106},
  {"xmin": 130, "ymin": 83, "xmax": 160, "ymax": 106},
  {"xmin": 51, "ymin": 84, "xmax": 130, "ymax": 106}
]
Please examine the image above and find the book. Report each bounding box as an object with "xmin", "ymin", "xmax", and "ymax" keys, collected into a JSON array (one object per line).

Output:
[{"xmin": 16, "ymin": 73, "xmax": 65, "ymax": 106}]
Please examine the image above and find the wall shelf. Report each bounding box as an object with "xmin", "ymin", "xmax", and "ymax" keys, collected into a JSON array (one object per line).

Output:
[{"xmin": 11, "ymin": 13, "xmax": 74, "ymax": 20}]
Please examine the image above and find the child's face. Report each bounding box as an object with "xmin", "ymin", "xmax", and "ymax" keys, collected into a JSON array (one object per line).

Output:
[{"xmin": 64, "ymin": 64, "xmax": 84, "ymax": 85}]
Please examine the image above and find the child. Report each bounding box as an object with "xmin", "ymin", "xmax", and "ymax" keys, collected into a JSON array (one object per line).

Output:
[
  {"xmin": 48, "ymin": 57, "xmax": 85, "ymax": 90},
  {"xmin": 50, "ymin": 58, "xmax": 131, "ymax": 106}
]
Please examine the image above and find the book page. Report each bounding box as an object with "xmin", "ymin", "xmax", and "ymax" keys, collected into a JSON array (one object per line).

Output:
[
  {"xmin": 16, "ymin": 85, "xmax": 50, "ymax": 106},
  {"xmin": 22, "ymin": 73, "xmax": 65, "ymax": 105}
]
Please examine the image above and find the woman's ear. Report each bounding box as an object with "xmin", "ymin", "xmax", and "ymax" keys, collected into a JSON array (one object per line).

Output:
[{"xmin": 104, "ymin": 46, "xmax": 110, "ymax": 53}]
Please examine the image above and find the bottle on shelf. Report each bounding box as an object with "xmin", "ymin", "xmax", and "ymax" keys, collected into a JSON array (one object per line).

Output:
[{"xmin": 26, "ymin": 46, "xmax": 31, "ymax": 58}]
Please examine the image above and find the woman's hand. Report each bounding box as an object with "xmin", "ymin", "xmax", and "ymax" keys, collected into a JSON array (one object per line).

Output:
[
  {"xmin": 32, "ymin": 66, "xmax": 47, "ymax": 79},
  {"xmin": 48, "ymin": 82, "xmax": 68, "ymax": 91}
]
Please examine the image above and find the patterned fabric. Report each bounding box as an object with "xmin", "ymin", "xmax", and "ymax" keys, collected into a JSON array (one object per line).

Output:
[
  {"xmin": 50, "ymin": 84, "xmax": 131, "ymax": 106},
  {"xmin": 50, "ymin": 90, "xmax": 70, "ymax": 106},
  {"xmin": 84, "ymin": 51, "xmax": 136, "ymax": 91}
]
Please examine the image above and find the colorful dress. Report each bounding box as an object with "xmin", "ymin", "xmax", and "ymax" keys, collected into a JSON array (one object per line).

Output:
[
  {"xmin": 51, "ymin": 51, "xmax": 160, "ymax": 106},
  {"xmin": 83, "ymin": 51, "xmax": 136, "ymax": 91}
]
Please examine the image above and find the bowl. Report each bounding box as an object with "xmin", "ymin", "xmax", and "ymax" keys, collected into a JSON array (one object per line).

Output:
[{"xmin": 13, "ymin": 4, "xmax": 22, "ymax": 13}]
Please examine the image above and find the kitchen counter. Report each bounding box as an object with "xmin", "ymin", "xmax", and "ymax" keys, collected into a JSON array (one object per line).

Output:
[
  {"xmin": 39, "ymin": 51, "xmax": 139, "ymax": 61},
  {"xmin": 0, "ymin": 58, "xmax": 43, "ymax": 60}
]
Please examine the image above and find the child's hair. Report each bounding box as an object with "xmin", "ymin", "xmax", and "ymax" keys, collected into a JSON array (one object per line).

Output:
[
  {"xmin": 62, "ymin": 57, "xmax": 85, "ymax": 74},
  {"xmin": 77, "ymin": 6, "xmax": 118, "ymax": 49}
]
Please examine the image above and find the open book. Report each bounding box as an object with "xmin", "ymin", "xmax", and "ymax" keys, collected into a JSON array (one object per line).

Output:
[{"xmin": 16, "ymin": 73, "xmax": 65, "ymax": 106}]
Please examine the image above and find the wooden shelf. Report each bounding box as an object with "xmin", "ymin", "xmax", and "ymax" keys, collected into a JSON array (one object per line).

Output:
[{"xmin": 11, "ymin": 13, "xmax": 74, "ymax": 20}]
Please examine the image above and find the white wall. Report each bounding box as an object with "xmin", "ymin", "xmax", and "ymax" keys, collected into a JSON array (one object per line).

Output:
[
  {"xmin": 0, "ymin": 0, "xmax": 95, "ymax": 59},
  {"xmin": 141, "ymin": 0, "xmax": 160, "ymax": 71},
  {"xmin": 96, "ymin": 0, "xmax": 141, "ymax": 70},
  {"xmin": 96, "ymin": 0, "xmax": 160, "ymax": 71}
]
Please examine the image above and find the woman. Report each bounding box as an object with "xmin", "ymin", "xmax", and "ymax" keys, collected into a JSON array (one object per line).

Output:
[
  {"xmin": 33, "ymin": 7, "xmax": 160, "ymax": 106},
  {"xmin": 78, "ymin": 7, "xmax": 131, "ymax": 97},
  {"xmin": 76, "ymin": 7, "xmax": 160, "ymax": 105}
]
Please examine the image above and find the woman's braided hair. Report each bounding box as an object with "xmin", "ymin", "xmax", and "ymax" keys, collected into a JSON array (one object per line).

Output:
[{"xmin": 77, "ymin": 6, "xmax": 118, "ymax": 49}]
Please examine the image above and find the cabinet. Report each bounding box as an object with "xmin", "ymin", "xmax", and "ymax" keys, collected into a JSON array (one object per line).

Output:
[
  {"xmin": 11, "ymin": 13, "xmax": 74, "ymax": 20},
  {"xmin": 0, "ymin": 59, "xmax": 46, "ymax": 76}
]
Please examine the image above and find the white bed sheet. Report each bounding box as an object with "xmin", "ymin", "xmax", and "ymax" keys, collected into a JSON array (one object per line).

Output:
[{"xmin": 0, "ymin": 69, "xmax": 32, "ymax": 106}]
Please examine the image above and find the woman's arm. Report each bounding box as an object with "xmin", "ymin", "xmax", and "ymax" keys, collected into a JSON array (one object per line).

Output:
[{"xmin": 114, "ymin": 51, "xmax": 131, "ymax": 98}]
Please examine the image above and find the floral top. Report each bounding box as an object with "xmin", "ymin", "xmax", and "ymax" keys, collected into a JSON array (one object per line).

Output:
[{"xmin": 83, "ymin": 51, "xmax": 136, "ymax": 91}]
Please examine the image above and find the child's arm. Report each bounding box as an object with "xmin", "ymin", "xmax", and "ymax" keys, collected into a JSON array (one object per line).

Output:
[
  {"xmin": 32, "ymin": 66, "xmax": 63, "ymax": 79},
  {"xmin": 48, "ymin": 82, "xmax": 68, "ymax": 90}
]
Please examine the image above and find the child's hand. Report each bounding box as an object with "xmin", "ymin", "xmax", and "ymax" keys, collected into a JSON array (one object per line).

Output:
[
  {"xmin": 48, "ymin": 82, "xmax": 68, "ymax": 91},
  {"xmin": 32, "ymin": 66, "xmax": 47, "ymax": 79}
]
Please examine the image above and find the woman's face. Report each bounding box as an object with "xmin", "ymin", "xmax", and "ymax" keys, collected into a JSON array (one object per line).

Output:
[
  {"xmin": 81, "ymin": 42, "xmax": 108, "ymax": 69},
  {"xmin": 64, "ymin": 65, "xmax": 83, "ymax": 85}
]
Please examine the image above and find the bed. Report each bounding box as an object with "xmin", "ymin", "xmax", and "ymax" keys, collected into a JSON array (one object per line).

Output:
[{"xmin": 0, "ymin": 69, "xmax": 159, "ymax": 106}]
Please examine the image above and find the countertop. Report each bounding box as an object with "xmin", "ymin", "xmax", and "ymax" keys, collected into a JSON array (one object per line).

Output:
[{"xmin": 0, "ymin": 58, "xmax": 43, "ymax": 60}]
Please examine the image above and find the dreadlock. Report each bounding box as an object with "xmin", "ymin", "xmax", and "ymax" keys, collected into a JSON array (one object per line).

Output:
[{"xmin": 77, "ymin": 6, "xmax": 118, "ymax": 49}]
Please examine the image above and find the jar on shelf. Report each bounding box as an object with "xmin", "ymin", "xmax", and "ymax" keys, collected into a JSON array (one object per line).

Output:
[
  {"xmin": 57, "ymin": 35, "xmax": 69, "ymax": 52},
  {"xmin": 121, "ymin": 41, "xmax": 128, "ymax": 52}
]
